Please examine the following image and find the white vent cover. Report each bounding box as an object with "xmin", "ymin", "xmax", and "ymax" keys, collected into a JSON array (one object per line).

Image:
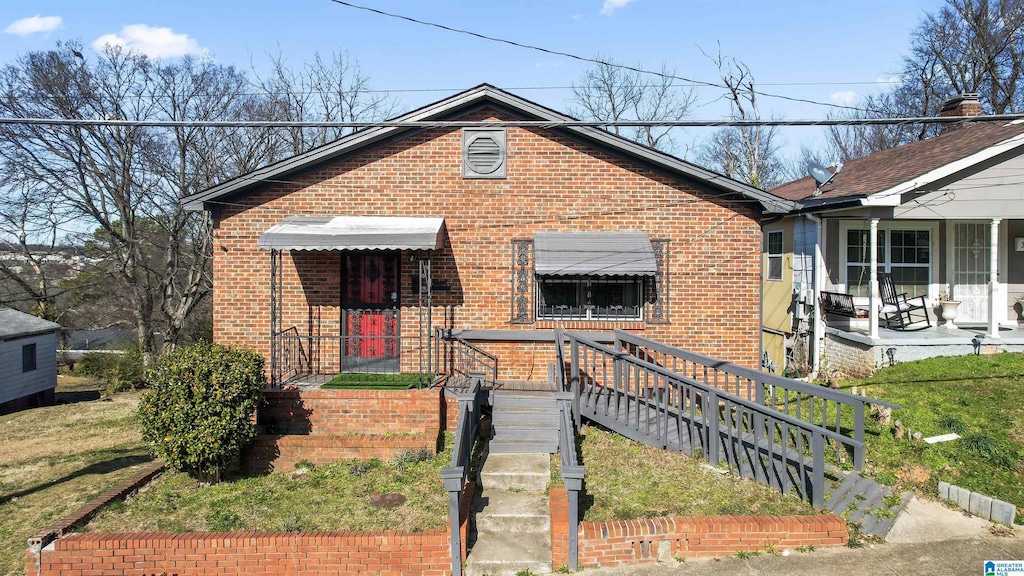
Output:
[{"xmin": 462, "ymin": 128, "xmax": 506, "ymax": 178}]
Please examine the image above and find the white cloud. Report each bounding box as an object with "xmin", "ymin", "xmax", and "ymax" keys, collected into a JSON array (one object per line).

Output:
[
  {"xmin": 571, "ymin": 14, "xmax": 583, "ymax": 21},
  {"xmin": 876, "ymin": 74, "xmax": 901, "ymax": 85},
  {"xmin": 4, "ymin": 15, "xmax": 63, "ymax": 36},
  {"xmin": 600, "ymin": 0, "xmax": 638, "ymax": 16},
  {"xmin": 830, "ymin": 90, "xmax": 858, "ymax": 106},
  {"xmin": 92, "ymin": 24, "xmax": 207, "ymax": 59}
]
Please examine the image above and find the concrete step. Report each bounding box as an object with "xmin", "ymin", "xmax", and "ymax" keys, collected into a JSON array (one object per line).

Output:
[
  {"xmin": 474, "ymin": 490, "xmax": 549, "ymax": 533},
  {"xmin": 479, "ymin": 452, "xmax": 551, "ymax": 491},
  {"xmin": 488, "ymin": 438, "xmax": 559, "ymax": 455},
  {"xmin": 465, "ymin": 531, "xmax": 552, "ymax": 576}
]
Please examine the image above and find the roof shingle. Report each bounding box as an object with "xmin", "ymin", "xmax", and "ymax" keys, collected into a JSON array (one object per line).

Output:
[{"xmin": 771, "ymin": 121, "xmax": 1024, "ymax": 202}]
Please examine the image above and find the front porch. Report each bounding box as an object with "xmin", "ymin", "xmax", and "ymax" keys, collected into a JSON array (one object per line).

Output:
[{"xmin": 822, "ymin": 324, "xmax": 1024, "ymax": 377}]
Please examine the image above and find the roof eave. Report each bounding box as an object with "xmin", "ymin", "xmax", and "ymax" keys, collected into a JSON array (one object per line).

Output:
[
  {"xmin": 182, "ymin": 84, "xmax": 794, "ymax": 214},
  {"xmin": 860, "ymin": 126, "xmax": 1024, "ymax": 208}
]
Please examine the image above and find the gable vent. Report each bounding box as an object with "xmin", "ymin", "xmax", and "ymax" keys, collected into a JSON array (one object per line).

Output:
[{"xmin": 462, "ymin": 128, "xmax": 506, "ymax": 179}]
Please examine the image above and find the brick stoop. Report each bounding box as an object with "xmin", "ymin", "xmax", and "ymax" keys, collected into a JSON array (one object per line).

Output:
[{"xmin": 244, "ymin": 432, "xmax": 439, "ymax": 473}]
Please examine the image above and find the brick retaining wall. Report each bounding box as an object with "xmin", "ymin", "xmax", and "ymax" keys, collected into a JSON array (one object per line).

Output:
[
  {"xmin": 247, "ymin": 388, "xmax": 447, "ymax": 473},
  {"xmin": 27, "ymin": 464, "xmax": 475, "ymax": 576},
  {"xmin": 550, "ymin": 484, "xmax": 847, "ymax": 570}
]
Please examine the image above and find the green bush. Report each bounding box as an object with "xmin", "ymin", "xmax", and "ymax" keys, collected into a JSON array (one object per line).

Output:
[
  {"xmin": 138, "ymin": 342, "xmax": 265, "ymax": 481},
  {"xmin": 75, "ymin": 347, "xmax": 147, "ymax": 393}
]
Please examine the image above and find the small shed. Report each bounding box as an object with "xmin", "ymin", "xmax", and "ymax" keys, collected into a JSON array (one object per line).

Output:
[{"xmin": 0, "ymin": 308, "xmax": 60, "ymax": 414}]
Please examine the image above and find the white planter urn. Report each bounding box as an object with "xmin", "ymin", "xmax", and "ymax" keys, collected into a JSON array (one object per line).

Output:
[{"xmin": 938, "ymin": 300, "xmax": 961, "ymax": 329}]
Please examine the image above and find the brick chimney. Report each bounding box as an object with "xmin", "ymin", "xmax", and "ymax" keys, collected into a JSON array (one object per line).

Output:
[{"xmin": 940, "ymin": 93, "xmax": 982, "ymax": 131}]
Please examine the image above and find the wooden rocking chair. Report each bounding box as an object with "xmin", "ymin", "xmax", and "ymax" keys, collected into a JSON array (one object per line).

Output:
[{"xmin": 878, "ymin": 273, "xmax": 931, "ymax": 331}]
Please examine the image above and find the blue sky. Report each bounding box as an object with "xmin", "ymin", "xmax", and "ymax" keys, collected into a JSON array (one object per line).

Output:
[{"xmin": 1, "ymin": 0, "xmax": 939, "ymax": 162}]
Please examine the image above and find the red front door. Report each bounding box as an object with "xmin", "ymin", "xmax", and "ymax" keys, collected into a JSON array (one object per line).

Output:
[{"xmin": 343, "ymin": 253, "xmax": 399, "ymax": 360}]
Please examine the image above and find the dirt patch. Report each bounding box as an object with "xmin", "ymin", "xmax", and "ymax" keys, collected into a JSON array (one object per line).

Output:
[{"xmin": 897, "ymin": 464, "xmax": 932, "ymax": 484}]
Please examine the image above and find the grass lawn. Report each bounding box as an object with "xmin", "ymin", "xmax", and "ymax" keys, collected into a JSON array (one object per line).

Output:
[
  {"xmin": 320, "ymin": 372, "xmax": 429, "ymax": 390},
  {"xmin": 0, "ymin": 377, "xmax": 151, "ymax": 576},
  {"xmin": 839, "ymin": 353, "xmax": 1024, "ymax": 524},
  {"xmin": 86, "ymin": 439, "xmax": 453, "ymax": 533},
  {"xmin": 573, "ymin": 425, "xmax": 817, "ymax": 521}
]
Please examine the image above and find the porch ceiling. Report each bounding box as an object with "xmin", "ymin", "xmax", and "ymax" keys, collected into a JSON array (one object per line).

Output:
[{"xmin": 258, "ymin": 216, "xmax": 444, "ymax": 251}]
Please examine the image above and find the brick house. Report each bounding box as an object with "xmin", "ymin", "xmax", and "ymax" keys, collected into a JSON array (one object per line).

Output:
[{"xmin": 182, "ymin": 84, "xmax": 791, "ymax": 385}]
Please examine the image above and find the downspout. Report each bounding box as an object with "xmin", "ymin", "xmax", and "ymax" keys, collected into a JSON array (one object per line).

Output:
[{"xmin": 806, "ymin": 214, "xmax": 823, "ymax": 378}]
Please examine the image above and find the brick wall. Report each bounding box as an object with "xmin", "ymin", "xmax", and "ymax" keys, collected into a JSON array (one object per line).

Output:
[
  {"xmin": 246, "ymin": 388, "xmax": 446, "ymax": 472},
  {"xmin": 29, "ymin": 531, "xmax": 450, "ymax": 576},
  {"xmin": 213, "ymin": 108, "xmax": 763, "ymax": 381},
  {"xmin": 822, "ymin": 333, "xmax": 880, "ymax": 378},
  {"xmin": 549, "ymin": 485, "xmax": 847, "ymax": 570},
  {"xmin": 258, "ymin": 388, "xmax": 442, "ymax": 435},
  {"xmin": 28, "ymin": 473, "xmax": 475, "ymax": 576}
]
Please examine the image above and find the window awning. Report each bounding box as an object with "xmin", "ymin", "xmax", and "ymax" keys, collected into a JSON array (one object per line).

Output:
[
  {"xmin": 534, "ymin": 231, "xmax": 657, "ymax": 276},
  {"xmin": 258, "ymin": 216, "xmax": 445, "ymax": 251}
]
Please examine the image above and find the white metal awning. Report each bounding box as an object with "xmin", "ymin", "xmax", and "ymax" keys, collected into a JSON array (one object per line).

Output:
[
  {"xmin": 534, "ymin": 231, "xmax": 657, "ymax": 276},
  {"xmin": 258, "ymin": 216, "xmax": 445, "ymax": 251}
]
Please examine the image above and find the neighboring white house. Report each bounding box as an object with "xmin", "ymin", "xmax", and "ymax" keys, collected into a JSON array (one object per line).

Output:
[
  {"xmin": 766, "ymin": 94, "xmax": 1024, "ymax": 376},
  {"xmin": 0, "ymin": 308, "xmax": 60, "ymax": 414}
]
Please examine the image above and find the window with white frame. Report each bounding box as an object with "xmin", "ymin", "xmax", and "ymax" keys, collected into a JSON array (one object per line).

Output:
[
  {"xmin": 537, "ymin": 276, "xmax": 644, "ymax": 321},
  {"xmin": 766, "ymin": 230, "xmax": 783, "ymax": 281},
  {"xmin": 846, "ymin": 228, "xmax": 930, "ymax": 298}
]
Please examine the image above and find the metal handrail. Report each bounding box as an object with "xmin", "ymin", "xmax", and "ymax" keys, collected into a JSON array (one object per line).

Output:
[
  {"xmin": 569, "ymin": 331, "xmax": 857, "ymax": 508},
  {"xmin": 614, "ymin": 330, "xmax": 896, "ymax": 469},
  {"xmin": 435, "ymin": 329, "xmax": 499, "ymax": 383},
  {"xmin": 272, "ymin": 327, "xmax": 433, "ymax": 388}
]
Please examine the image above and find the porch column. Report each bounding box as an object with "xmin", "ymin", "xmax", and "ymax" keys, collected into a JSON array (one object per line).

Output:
[
  {"xmin": 869, "ymin": 218, "xmax": 880, "ymax": 339},
  {"xmin": 989, "ymin": 218, "xmax": 1002, "ymax": 338}
]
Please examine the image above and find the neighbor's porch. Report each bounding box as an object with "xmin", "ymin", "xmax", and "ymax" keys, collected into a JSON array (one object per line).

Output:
[
  {"xmin": 809, "ymin": 214, "xmax": 1024, "ymax": 375},
  {"xmin": 817, "ymin": 217, "xmax": 1024, "ymax": 338}
]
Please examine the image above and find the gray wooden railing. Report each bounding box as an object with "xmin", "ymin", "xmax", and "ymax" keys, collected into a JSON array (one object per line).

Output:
[
  {"xmin": 440, "ymin": 375, "xmax": 483, "ymax": 576},
  {"xmin": 613, "ymin": 330, "xmax": 898, "ymax": 470},
  {"xmin": 553, "ymin": 328, "xmax": 583, "ymax": 570},
  {"xmin": 436, "ymin": 330, "xmax": 499, "ymax": 384},
  {"xmin": 567, "ymin": 332, "xmax": 865, "ymax": 508}
]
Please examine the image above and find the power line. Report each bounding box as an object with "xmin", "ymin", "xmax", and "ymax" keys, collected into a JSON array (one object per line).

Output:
[
  {"xmin": 0, "ymin": 115, "xmax": 1021, "ymax": 128},
  {"xmin": 325, "ymin": 0, "xmax": 881, "ymax": 114},
  {"xmin": 5, "ymin": 79, "xmax": 904, "ymax": 103}
]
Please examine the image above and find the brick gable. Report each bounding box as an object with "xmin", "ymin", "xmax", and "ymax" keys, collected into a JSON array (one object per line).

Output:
[{"xmin": 213, "ymin": 108, "xmax": 762, "ymax": 375}]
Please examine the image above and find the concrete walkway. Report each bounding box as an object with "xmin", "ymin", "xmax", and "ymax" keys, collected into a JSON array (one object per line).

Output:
[{"xmin": 578, "ymin": 497, "xmax": 1023, "ymax": 576}]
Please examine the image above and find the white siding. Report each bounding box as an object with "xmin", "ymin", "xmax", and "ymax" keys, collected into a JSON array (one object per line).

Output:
[
  {"xmin": 896, "ymin": 153, "xmax": 1024, "ymax": 219},
  {"xmin": 792, "ymin": 217, "xmax": 817, "ymax": 290},
  {"xmin": 0, "ymin": 332, "xmax": 57, "ymax": 405}
]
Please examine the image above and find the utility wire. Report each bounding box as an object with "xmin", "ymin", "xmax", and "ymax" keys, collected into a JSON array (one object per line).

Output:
[
  {"xmin": 325, "ymin": 0, "xmax": 880, "ymax": 114},
  {"xmin": 0, "ymin": 115, "xmax": 1022, "ymax": 127},
  {"xmin": 5, "ymin": 79, "xmax": 905, "ymax": 103}
]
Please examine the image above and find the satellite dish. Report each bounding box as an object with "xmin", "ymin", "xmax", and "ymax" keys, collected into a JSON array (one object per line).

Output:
[{"xmin": 807, "ymin": 162, "xmax": 835, "ymax": 187}]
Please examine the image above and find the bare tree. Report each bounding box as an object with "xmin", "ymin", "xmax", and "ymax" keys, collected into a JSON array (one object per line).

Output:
[
  {"xmin": 569, "ymin": 57, "xmax": 696, "ymax": 153},
  {"xmin": 0, "ymin": 43, "xmax": 169, "ymax": 361},
  {"xmin": 819, "ymin": 0, "xmax": 1024, "ymax": 160},
  {"xmin": 0, "ymin": 41, "xmax": 396, "ymax": 361},
  {"xmin": 0, "ymin": 179, "xmax": 74, "ymax": 321},
  {"xmin": 695, "ymin": 51, "xmax": 788, "ymax": 189},
  {"xmin": 907, "ymin": 0, "xmax": 1024, "ymax": 115},
  {"xmin": 253, "ymin": 50, "xmax": 397, "ymax": 156}
]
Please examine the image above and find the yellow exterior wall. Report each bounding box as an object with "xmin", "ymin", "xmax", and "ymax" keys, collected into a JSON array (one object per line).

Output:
[{"xmin": 761, "ymin": 218, "xmax": 795, "ymax": 374}]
